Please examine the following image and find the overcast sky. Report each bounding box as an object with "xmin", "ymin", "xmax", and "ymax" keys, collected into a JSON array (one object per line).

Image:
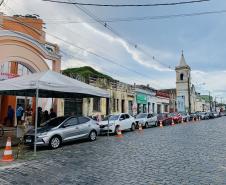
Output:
[{"xmin": 1, "ymin": 0, "xmax": 226, "ymax": 101}]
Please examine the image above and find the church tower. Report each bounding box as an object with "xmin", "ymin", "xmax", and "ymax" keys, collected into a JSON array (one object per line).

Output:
[{"xmin": 175, "ymin": 52, "xmax": 191, "ymax": 113}]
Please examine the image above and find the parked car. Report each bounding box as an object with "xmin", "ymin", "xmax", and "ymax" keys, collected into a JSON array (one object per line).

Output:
[
  {"xmin": 219, "ymin": 111, "xmax": 226, "ymax": 116},
  {"xmin": 24, "ymin": 116, "xmax": 100, "ymax": 149},
  {"xmin": 168, "ymin": 112, "xmax": 182, "ymax": 123},
  {"xmin": 180, "ymin": 112, "xmax": 190, "ymax": 122},
  {"xmin": 199, "ymin": 112, "xmax": 209, "ymax": 120},
  {"xmin": 212, "ymin": 111, "xmax": 220, "ymax": 118},
  {"xmin": 208, "ymin": 112, "xmax": 215, "ymax": 119},
  {"xmin": 157, "ymin": 113, "xmax": 172, "ymax": 126},
  {"xmin": 135, "ymin": 113, "xmax": 157, "ymax": 128},
  {"xmin": 99, "ymin": 113, "xmax": 136, "ymax": 134},
  {"xmin": 190, "ymin": 113, "xmax": 198, "ymax": 121}
]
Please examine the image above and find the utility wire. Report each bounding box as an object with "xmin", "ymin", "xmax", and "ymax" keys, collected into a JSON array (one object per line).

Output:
[
  {"xmin": 0, "ymin": 6, "xmax": 159, "ymax": 86},
  {"xmin": 45, "ymin": 9, "xmax": 226, "ymax": 24},
  {"xmin": 0, "ymin": 24, "xmax": 155, "ymax": 86},
  {"xmin": 70, "ymin": 2, "xmax": 171, "ymax": 69},
  {"xmin": 42, "ymin": 0, "xmax": 210, "ymax": 7}
]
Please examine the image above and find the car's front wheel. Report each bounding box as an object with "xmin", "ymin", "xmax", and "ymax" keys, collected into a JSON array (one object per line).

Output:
[
  {"xmin": 49, "ymin": 136, "xmax": 61, "ymax": 149},
  {"xmin": 89, "ymin": 130, "xmax": 97, "ymax": 141},
  {"xmin": 155, "ymin": 121, "xmax": 158, "ymax": 127},
  {"xmin": 131, "ymin": 123, "xmax": 136, "ymax": 131},
  {"xmin": 115, "ymin": 126, "xmax": 120, "ymax": 134}
]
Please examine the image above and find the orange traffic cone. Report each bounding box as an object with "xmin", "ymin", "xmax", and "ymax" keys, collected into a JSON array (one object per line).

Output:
[
  {"xmin": 1, "ymin": 137, "xmax": 14, "ymax": 162},
  {"xmin": 138, "ymin": 123, "xmax": 143, "ymax": 131},
  {"xmin": 116, "ymin": 127, "xmax": 123, "ymax": 138},
  {"xmin": 171, "ymin": 118, "xmax": 175, "ymax": 126},
  {"xmin": 160, "ymin": 120, "xmax": 163, "ymax": 127}
]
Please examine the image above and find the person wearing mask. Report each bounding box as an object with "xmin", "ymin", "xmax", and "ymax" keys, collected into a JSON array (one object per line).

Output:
[{"xmin": 49, "ymin": 108, "xmax": 57, "ymax": 119}]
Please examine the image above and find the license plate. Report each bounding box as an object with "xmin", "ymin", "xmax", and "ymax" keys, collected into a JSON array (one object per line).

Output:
[{"xmin": 26, "ymin": 139, "xmax": 32, "ymax": 143}]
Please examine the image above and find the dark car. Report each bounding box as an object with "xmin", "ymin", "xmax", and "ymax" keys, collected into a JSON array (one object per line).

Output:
[
  {"xmin": 190, "ymin": 113, "xmax": 198, "ymax": 121},
  {"xmin": 157, "ymin": 113, "xmax": 172, "ymax": 126},
  {"xmin": 208, "ymin": 112, "xmax": 215, "ymax": 119},
  {"xmin": 199, "ymin": 112, "xmax": 209, "ymax": 120}
]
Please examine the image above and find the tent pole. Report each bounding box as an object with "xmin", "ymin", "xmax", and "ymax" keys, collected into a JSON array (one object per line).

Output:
[
  {"xmin": 34, "ymin": 87, "xmax": 39, "ymax": 156},
  {"xmin": 107, "ymin": 98, "xmax": 111, "ymax": 138}
]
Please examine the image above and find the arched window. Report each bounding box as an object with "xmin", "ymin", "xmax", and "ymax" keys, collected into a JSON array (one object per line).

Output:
[{"xmin": 180, "ymin": 73, "xmax": 184, "ymax": 81}]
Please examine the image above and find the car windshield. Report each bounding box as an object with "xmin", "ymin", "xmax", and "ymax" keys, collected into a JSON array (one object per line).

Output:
[
  {"xmin": 136, "ymin": 113, "xmax": 147, "ymax": 118},
  {"xmin": 180, "ymin": 113, "xmax": 187, "ymax": 116},
  {"xmin": 169, "ymin": 113, "xmax": 176, "ymax": 117},
  {"xmin": 102, "ymin": 115, "xmax": 120, "ymax": 121},
  {"xmin": 41, "ymin": 116, "xmax": 69, "ymax": 128}
]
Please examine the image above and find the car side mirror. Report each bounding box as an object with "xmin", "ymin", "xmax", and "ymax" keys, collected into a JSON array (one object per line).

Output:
[
  {"xmin": 119, "ymin": 118, "xmax": 123, "ymax": 121},
  {"xmin": 62, "ymin": 124, "xmax": 69, "ymax": 128}
]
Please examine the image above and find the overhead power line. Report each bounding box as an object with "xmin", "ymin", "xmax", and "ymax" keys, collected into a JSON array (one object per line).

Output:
[
  {"xmin": 44, "ymin": 9, "xmax": 226, "ymax": 24},
  {"xmin": 42, "ymin": 0, "xmax": 210, "ymax": 7},
  {"xmin": 0, "ymin": 16, "xmax": 158, "ymax": 86},
  {"xmin": 68, "ymin": 1, "xmax": 171, "ymax": 69}
]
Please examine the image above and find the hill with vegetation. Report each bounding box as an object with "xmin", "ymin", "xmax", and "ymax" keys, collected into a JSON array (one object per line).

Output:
[{"xmin": 63, "ymin": 66, "xmax": 114, "ymax": 81}]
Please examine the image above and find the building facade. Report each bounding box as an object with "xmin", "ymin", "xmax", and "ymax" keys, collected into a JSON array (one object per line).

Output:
[
  {"xmin": 64, "ymin": 75, "xmax": 135, "ymax": 118},
  {"xmin": 0, "ymin": 13, "xmax": 61, "ymax": 126},
  {"xmin": 155, "ymin": 91, "xmax": 170, "ymax": 113},
  {"xmin": 159, "ymin": 89, "xmax": 177, "ymax": 112},
  {"xmin": 134, "ymin": 85, "xmax": 156, "ymax": 115}
]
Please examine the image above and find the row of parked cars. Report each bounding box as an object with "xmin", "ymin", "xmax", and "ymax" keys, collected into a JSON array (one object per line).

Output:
[{"xmin": 24, "ymin": 111, "xmax": 225, "ymax": 149}]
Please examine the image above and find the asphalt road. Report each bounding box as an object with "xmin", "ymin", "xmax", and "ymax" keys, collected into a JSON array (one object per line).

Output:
[{"xmin": 1, "ymin": 117, "xmax": 226, "ymax": 185}]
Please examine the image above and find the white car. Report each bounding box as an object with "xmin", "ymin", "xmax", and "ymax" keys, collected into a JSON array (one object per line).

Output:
[
  {"xmin": 99, "ymin": 113, "xmax": 136, "ymax": 134},
  {"xmin": 135, "ymin": 113, "xmax": 157, "ymax": 128}
]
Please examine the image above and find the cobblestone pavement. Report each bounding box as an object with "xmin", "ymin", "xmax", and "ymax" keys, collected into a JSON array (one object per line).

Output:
[{"xmin": 1, "ymin": 117, "xmax": 226, "ymax": 185}]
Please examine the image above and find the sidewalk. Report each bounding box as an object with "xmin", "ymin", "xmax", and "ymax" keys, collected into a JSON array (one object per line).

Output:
[{"xmin": 0, "ymin": 127, "xmax": 20, "ymax": 148}]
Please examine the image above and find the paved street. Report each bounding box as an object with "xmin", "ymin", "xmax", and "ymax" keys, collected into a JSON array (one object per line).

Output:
[{"xmin": 1, "ymin": 117, "xmax": 226, "ymax": 185}]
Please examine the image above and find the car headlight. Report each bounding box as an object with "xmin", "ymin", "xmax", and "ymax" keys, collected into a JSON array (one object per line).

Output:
[{"xmin": 37, "ymin": 132, "xmax": 48, "ymax": 137}]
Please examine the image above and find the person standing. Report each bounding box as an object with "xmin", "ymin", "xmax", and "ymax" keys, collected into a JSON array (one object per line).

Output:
[
  {"xmin": 7, "ymin": 105, "xmax": 14, "ymax": 126},
  {"xmin": 16, "ymin": 104, "xmax": 24, "ymax": 125},
  {"xmin": 49, "ymin": 108, "xmax": 57, "ymax": 119},
  {"xmin": 43, "ymin": 110, "xmax": 50, "ymax": 122}
]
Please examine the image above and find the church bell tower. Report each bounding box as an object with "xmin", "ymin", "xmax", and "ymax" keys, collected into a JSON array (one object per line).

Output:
[{"xmin": 175, "ymin": 51, "xmax": 191, "ymax": 113}]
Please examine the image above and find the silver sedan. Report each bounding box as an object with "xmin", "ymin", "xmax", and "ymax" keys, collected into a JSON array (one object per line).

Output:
[{"xmin": 24, "ymin": 116, "xmax": 100, "ymax": 149}]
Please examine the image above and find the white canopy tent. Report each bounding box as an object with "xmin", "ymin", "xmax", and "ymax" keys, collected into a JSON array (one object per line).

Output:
[{"xmin": 0, "ymin": 70, "xmax": 110, "ymax": 155}]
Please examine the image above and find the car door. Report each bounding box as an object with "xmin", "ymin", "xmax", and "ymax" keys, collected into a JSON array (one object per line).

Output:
[
  {"xmin": 119, "ymin": 114, "xmax": 126, "ymax": 130},
  {"xmin": 124, "ymin": 114, "xmax": 131, "ymax": 129},
  {"xmin": 61, "ymin": 117, "xmax": 80, "ymax": 141},
  {"xmin": 148, "ymin": 114, "xmax": 155, "ymax": 126},
  {"xmin": 77, "ymin": 116, "xmax": 92, "ymax": 138},
  {"xmin": 147, "ymin": 114, "xmax": 152, "ymax": 125},
  {"xmin": 166, "ymin": 114, "xmax": 171, "ymax": 125}
]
